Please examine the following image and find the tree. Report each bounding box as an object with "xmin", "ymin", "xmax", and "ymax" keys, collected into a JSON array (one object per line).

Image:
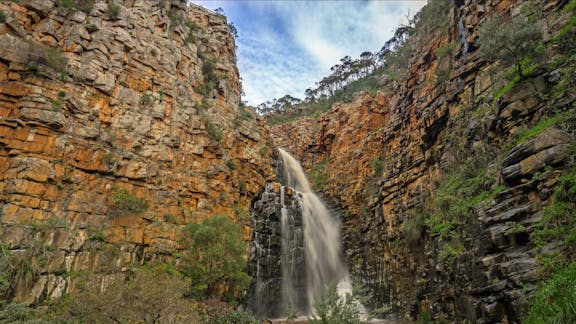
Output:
[
  {"xmin": 477, "ymin": 14, "xmax": 543, "ymax": 78},
  {"xmin": 50, "ymin": 266, "xmax": 200, "ymax": 323},
  {"xmin": 308, "ymin": 283, "xmax": 366, "ymax": 324},
  {"xmin": 182, "ymin": 214, "xmax": 250, "ymax": 300}
]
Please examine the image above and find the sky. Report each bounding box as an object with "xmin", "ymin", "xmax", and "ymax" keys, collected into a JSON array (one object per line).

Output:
[{"xmin": 193, "ymin": 1, "xmax": 427, "ymax": 106}]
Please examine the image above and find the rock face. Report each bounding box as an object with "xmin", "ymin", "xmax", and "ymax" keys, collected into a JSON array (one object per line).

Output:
[
  {"xmin": 271, "ymin": 0, "xmax": 576, "ymax": 322},
  {"xmin": 0, "ymin": 0, "xmax": 273, "ymax": 304},
  {"xmin": 246, "ymin": 177, "xmax": 307, "ymax": 318}
]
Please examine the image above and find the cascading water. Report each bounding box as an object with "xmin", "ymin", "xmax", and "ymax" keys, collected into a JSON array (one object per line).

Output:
[
  {"xmin": 277, "ymin": 148, "xmax": 367, "ymax": 317},
  {"xmin": 278, "ymin": 149, "xmax": 346, "ymax": 311},
  {"xmin": 247, "ymin": 148, "xmax": 367, "ymax": 319}
]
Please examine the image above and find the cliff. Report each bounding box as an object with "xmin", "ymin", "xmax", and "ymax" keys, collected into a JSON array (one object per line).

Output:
[
  {"xmin": 271, "ymin": 0, "xmax": 576, "ymax": 322},
  {"xmin": 0, "ymin": 0, "xmax": 273, "ymax": 304}
]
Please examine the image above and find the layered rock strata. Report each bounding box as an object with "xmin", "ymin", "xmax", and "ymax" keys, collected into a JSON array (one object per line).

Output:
[
  {"xmin": 271, "ymin": 0, "xmax": 575, "ymax": 321},
  {"xmin": 0, "ymin": 0, "xmax": 273, "ymax": 304}
]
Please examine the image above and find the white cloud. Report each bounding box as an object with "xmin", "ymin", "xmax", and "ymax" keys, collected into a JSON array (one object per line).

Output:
[{"xmin": 192, "ymin": 1, "xmax": 426, "ymax": 105}]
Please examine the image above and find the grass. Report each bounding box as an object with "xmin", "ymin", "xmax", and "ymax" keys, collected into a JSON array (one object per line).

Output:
[
  {"xmin": 525, "ymin": 262, "xmax": 576, "ymax": 324},
  {"xmin": 308, "ymin": 159, "xmax": 329, "ymax": 191},
  {"xmin": 515, "ymin": 112, "xmax": 568, "ymax": 145}
]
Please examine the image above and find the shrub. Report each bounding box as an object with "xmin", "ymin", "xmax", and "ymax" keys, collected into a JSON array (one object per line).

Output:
[
  {"xmin": 49, "ymin": 266, "xmax": 200, "ymax": 323},
  {"xmin": 182, "ymin": 214, "xmax": 250, "ymax": 301},
  {"xmin": 111, "ymin": 188, "xmax": 149, "ymax": 214},
  {"xmin": 214, "ymin": 310, "xmax": 258, "ymax": 324},
  {"xmin": 106, "ymin": 3, "xmax": 120, "ymax": 20},
  {"xmin": 525, "ymin": 262, "xmax": 576, "ymax": 324},
  {"xmin": 205, "ymin": 119, "xmax": 223, "ymax": 142},
  {"xmin": 26, "ymin": 44, "xmax": 68, "ymax": 76},
  {"xmin": 477, "ymin": 14, "xmax": 543, "ymax": 78},
  {"xmin": 57, "ymin": 0, "xmax": 95, "ymax": 12},
  {"xmin": 308, "ymin": 283, "xmax": 364, "ymax": 324},
  {"xmin": 0, "ymin": 10, "xmax": 6, "ymax": 24}
]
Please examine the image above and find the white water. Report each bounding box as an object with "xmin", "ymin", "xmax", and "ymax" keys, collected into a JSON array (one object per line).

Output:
[{"xmin": 278, "ymin": 148, "xmax": 367, "ymax": 317}]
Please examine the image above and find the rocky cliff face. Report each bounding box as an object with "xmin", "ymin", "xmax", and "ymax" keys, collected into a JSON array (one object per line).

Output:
[
  {"xmin": 272, "ymin": 0, "xmax": 576, "ymax": 322},
  {"xmin": 0, "ymin": 0, "xmax": 273, "ymax": 304}
]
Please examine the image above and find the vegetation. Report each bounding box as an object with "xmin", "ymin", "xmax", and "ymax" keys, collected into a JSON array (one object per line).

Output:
[
  {"xmin": 477, "ymin": 14, "xmax": 543, "ymax": 78},
  {"xmin": 0, "ymin": 10, "xmax": 6, "ymax": 24},
  {"xmin": 525, "ymin": 262, "xmax": 576, "ymax": 324},
  {"xmin": 308, "ymin": 159, "xmax": 329, "ymax": 191},
  {"xmin": 26, "ymin": 44, "xmax": 68, "ymax": 76},
  {"xmin": 46, "ymin": 266, "xmax": 201, "ymax": 323},
  {"xmin": 106, "ymin": 3, "xmax": 121, "ymax": 20},
  {"xmin": 204, "ymin": 119, "xmax": 223, "ymax": 142},
  {"xmin": 111, "ymin": 187, "xmax": 149, "ymax": 214},
  {"xmin": 308, "ymin": 283, "xmax": 366, "ymax": 324},
  {"xmin": 181, "ymin": 215, "xmax": 250, "ymax": 301}
]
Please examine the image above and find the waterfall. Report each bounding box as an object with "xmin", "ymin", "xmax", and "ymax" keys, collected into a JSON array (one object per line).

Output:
[
  {"xmin": 278, "ymin": 148, "xmax": 367, "ymax": 317},
  {"xmin": 247, "ymin": 148, "xmax": 366, "ymax": 319},
  {"xmin": 278, "ymin": 149, "xmax": 346, "ymax": 312}
]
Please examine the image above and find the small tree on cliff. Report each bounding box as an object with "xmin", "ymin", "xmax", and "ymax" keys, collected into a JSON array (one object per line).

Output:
[
  {"xmin": 477, "ymin": 14, "xmax": 543, "ymax": 78},
  {"xmin": 182, "ymin": 214, "xmax": 250, "ymax": 301}
]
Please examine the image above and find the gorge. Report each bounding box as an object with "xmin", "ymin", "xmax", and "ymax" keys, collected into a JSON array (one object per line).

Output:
[{"xmin": 0, "ymin": 0, "xmax": 575, "ymax": 323}]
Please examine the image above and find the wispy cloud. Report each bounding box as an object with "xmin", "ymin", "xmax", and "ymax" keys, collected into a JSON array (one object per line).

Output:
[{"xmin": 193, "ymin": 1, "xmax": 426, "ymax": 105}]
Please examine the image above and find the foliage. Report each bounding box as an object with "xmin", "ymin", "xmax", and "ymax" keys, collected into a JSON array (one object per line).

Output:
[
  {"xmin": 308, "ymin": 159, "xmax": 329, "ymax": 191},
  {"xmin": 228, "ymin": 22, "xmax": 238, "ymax": 38},
  {"xmin": 214, "ymin": 310, "xmax": 258, "ymax": 324},
  {"xmin": 308, "ymin": 283, "xmax": 364, "ymax": 324},
  {"xmin": 516, "ymin": 112, "xmax": 567, "ymax": 145},
  {"xmin": 530, "ymin": 168, "xmax": 576, "ymax": 260},
  {"xmin": 0, "ymin": 302, "xmax": 39, "ymax": 323},
  {"xmin": 182, "ymin": 215, "xmax": 250, "ymax": 301},
  {"xmin": 111, "ymin": 188, "xmax": 149, "ymax": 214},
  {"xmin": 26, "ymin": 44, "xmax": 68, "ymax": 76},
  {"xmin": 186, "ymin": 19, "xmax": 199, "ymax": 43},
  {"xmin": 204, "ymin": 119, "xmax": 223, "ymax": 142},
  {"xmin": 47, "ymin": 266, "xmax": 200, "ymax": 323},
  {"xmin": 477, "ymin": 14, "xmax": 543, "ymax": 78},
  {"xmin": 106, "ymin": 3, "xmax": 120, "ymax": 20},
  {"xmin": 403, "ymin": 209, "xmax": 427, "ymax": 247},
  {"xmin": 0, "ymin": 10, "xmax": 6, "ymax": 24},
  {"xmin": 525, "ymin": 262, "xmax": 576, "ymax": 324}
]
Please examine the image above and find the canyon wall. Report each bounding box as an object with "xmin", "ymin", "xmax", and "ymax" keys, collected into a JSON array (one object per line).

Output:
[
  {"xmin": 0, "ymin": 0, "xmax": 273, "ymax": 304},
  {"xmin": 272, "ymin": 0, "xmax": 576, "ymax": 322}
]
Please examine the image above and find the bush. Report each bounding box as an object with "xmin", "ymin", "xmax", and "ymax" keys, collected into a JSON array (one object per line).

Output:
[
  {"xmin": 111, "ymin": 188, "xmax": 149, "ymax": 214},
  {"xmin": 477, "ymin": 14, "xmax": 543, "ymax": 78},
  {"xmin": 106, "ymin": 3, "xmax": 120, "ymax": 20},
  {"xmin": 214, "ymin": 310, "xmax": 258, "ymax": 324},
  {"xmin": 57, "ymin": 0, "xmax": 95, "ymax": 12},
  {"xmin": 182, "ymin": 215, "xmax": 250, "ymax": 301},
  {"xmin": 205, "ymin": 119, "xmax": 223, "ymax": 142},
  {"xmin": 0, "ymin": 10, "xmax": 6, "ymax": 24},
  {"xmin": 525, "ymin": 262, "xmax": 576, "ymax": 324},
  {"xmin": 308, "ymin": 283, "xmax": 364, "ymax": 324},
  {"xmin": 48, "ymin": 266, "xmax": 200, "ymax": 323}
]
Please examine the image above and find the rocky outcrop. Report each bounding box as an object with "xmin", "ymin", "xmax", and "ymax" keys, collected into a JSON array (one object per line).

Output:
[
  {"xmin": 246, "ymin": 179, "xmax": 307, "ymax": 318},
  {"xmin": 271, "ymin": 0, "xmax": 576, "ymax": 322},
  {"xmin": 0, "ymin": 0, "xmax": 274, "ymax": 304}
]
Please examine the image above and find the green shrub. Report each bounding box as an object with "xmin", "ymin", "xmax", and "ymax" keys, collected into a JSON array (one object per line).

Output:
[
  {"xmin": 182, "ymin": 215, "xmax": 250, "ymax": 301},
  {"xmin": 308, "ymin": 159, "xmax": 329, "ymax": 191},
  {"xmin": 525, "ymin": 262, "xmax": 576, "ymax": 324},
  {"xmin": 308, "ymin": 283, "xmax": 364, "ymax": 324},
  {"xmin": 0, "ymin": 10, "xmax": 6, "ymax": 24},
  {"xmin": 477, "ymin": 14, "xmax": 543, "ymax": 78},
  {"xmin": 111, "ymin": 188, "xmax": 149, "ymax": 214},
  {"xmin": 106, "ymin": 3, "xmax": 120, "ymax": 20},
  {"xmin": 205, "ymin": 119, "xmax": 223, "ymax": 142},
  {"xmin": 214, "ymin": 310, "xmax": 258, "ymax": 324},
  {"xmin": 531, "ymin": 168, "xmax": 576, "ymax": 253}
]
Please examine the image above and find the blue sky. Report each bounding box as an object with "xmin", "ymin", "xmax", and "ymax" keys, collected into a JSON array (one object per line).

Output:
[{"xmin": 193, "ymin": 1, "xmax": 426, "ymax": 105}]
